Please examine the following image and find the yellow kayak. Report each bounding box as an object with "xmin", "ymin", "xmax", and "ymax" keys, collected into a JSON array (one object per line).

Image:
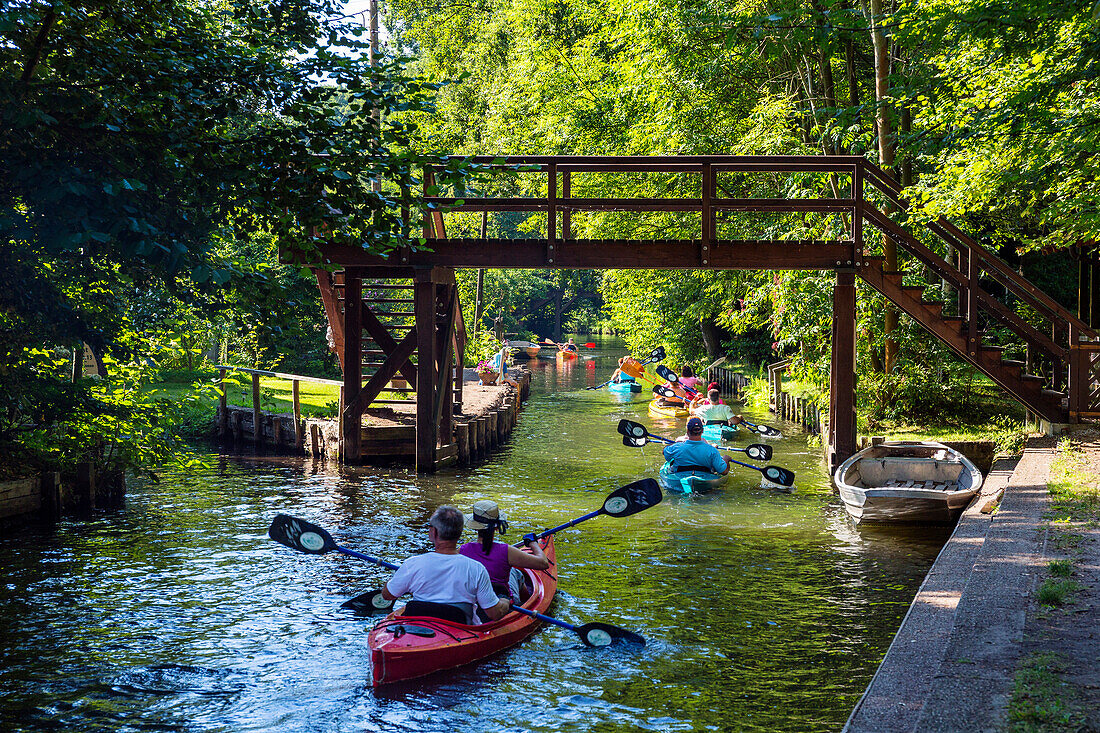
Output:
[{"xmin": 648, "ymin": 399, "xmax": 690, "ymax": 418}]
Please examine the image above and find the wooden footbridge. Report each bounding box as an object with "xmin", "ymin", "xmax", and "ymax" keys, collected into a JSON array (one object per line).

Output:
[{"xmin": 304, "ymin": 155, "xmax": 1100, "ymax": 472}]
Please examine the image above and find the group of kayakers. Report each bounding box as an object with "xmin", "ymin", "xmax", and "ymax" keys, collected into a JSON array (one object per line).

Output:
[{"xmin": 380, "ymin": 501, "xmax": 547, "ymax": 626}]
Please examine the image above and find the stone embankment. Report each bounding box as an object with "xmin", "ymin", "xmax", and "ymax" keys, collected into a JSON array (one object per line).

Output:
[{"xmin": 844, "ymin": 436, "xmax": 1080, "ymax": 732}]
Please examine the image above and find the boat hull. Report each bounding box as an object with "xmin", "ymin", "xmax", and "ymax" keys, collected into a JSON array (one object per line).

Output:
[
  {"xmin": 833, "ymin": 441, "xmax": 984, "ymax": 524},
  {"xmin": 648, "ymin": 399, "xmax": 689, "ymax": 418},
  {"xmin": 701, "ymin": 424, "xmax": 738, "ymax": 442},
  {"xmin": 368, "ymin": 536, "xmax": 557, "ymax": 686},
  {"xmin": 608, "ymin": 380, "xmax": 641, "ymax": 394},
  {"xmin": 659, "ymin": 461, "xmax": 728, "ymax": 494},
  {"xmin": 556, "ymin": 350, "xmax": 578, "ymax": 360}
]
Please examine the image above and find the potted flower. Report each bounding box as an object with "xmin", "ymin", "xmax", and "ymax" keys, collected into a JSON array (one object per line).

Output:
[{"xmin": 476, "ymin": 359, "xmax": 498, "ymax": 385}]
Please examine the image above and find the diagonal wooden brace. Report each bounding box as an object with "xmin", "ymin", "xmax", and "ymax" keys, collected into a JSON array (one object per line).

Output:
[
  {"xmin": 362, "ymin": 304, "xmax": 418, "ymax": 388},
  {"xmin": 343, "ymin": 327, "xmax": 418, "ymax": 419}
]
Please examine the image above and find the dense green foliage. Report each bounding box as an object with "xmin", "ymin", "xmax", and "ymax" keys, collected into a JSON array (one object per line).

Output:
[
  {"xmin": 0, "ymin": 0, "xmax": 463, "ymax": 477},
  {"xmin": 389, "ymin": 0, "xmax": 1098, "ymax": 427}
]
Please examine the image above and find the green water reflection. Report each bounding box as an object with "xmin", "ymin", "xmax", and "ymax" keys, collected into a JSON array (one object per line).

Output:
[{"xmin": 0, "ymin": 339, "xmax": 948, "ymax": 732}]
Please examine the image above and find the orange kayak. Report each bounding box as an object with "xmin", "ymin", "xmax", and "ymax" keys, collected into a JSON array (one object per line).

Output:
[
  {"xmin": 556, "ymin": 349, "xmax": 578, "ymax": 360},
  {"xmin": 368, "ymin": 536, "xmax": 557, "ymax": 686}
]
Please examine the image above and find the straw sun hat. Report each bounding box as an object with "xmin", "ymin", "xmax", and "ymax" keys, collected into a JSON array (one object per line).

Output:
[{"xmin": 465, "ymin": 500, "xmax": 508, "ymax": 533}]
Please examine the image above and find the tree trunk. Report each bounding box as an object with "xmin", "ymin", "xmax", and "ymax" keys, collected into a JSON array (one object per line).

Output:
[
  {"xmin": 871, "ymin": 0, "xmax": 899, "ymax": 373},
  {"xmin": 700, "ymin": 318, "xmax": 723, "ymax": 360}
]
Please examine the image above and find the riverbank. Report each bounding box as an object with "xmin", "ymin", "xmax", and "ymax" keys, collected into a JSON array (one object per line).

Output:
[
  {"xmin": 844, "ymin": 432, "xmax": 1100, "ymax": 732},
  {"xmin": 219, "ymin": 366, "xmax": 530, "ymax": 468}
]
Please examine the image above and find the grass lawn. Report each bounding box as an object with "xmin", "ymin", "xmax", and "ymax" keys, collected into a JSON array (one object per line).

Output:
[{"xmin": 148, "ymin": 372, "xmax": 409, "ymax": 419}]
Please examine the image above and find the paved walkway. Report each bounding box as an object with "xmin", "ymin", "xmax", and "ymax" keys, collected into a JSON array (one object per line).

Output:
[{"xmin": 844, "ymin": 438, "xmax": 1058, "ymax": 732}]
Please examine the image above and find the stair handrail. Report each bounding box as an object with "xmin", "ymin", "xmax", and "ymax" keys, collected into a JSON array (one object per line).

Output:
[{"xmin": 859, "ymin": 160, "xmax": 1096, "ymax": 341}]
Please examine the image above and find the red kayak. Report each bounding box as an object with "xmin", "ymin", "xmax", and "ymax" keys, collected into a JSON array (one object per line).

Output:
[{"xmin": 368, "ymin": 536, "xmax": 557, "ymax": 686}]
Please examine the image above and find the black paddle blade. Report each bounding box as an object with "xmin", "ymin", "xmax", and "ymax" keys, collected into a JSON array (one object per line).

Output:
[
  {"xmin": 617, "ymin": 418, "xmax": 648, "ymax": 439},
  {"xmin": 341, "ymin": 589, "xmax": 395, "ymax": 615},
  {"xmin": 653, "ymin": 385, "xmax": 677, "ymax": 398},
  {"xmin": 655, "ymin": 364, "xmax": 677, "ymax": 382},
  {"xmin": 761, "ymin": 465, "xmax": 796, "ymax": 487},
  {"xmin": 269, "ymin": 514, "xmax": 338, "ymax": 555},
  {"xmin": 650, "ymin": 346, "xmax": 666, "ymax": 362},
  {"xmin": 745, "ymin": 443, "xmax": 773, "ymax": 461},
  {"xmin": 601, "ymin": 478, "xmax": 662, "ymax": 517},
  {"xmin": 577, "ymin": 622, "xmax": 645, "ymax": 647},
  {"xmin": 623, "ymin": 435, "xmax": 647, "ymax": 448}
]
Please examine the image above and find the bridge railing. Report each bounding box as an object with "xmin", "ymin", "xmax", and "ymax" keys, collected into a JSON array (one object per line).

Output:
[{"xmin": 423, "ymin": 155, "xmax": 865, "ymax": 257}]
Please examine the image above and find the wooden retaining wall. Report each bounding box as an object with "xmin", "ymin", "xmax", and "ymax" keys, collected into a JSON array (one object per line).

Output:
[
  {"xmin": 218, "ymin": 369, "xmax": 531, "ymax": 469},
  {"xmin": 707, "ymin": 365, "xmax": 824, "ymax": 436},
  {"xmin": 1, "ymin": 465, "xmax": 125, "ymax": 523}
]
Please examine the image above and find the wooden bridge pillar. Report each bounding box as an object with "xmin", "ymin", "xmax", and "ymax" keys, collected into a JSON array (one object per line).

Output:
[
  {"xmin": 340, "ymin": 274, "xmax": 363, "ymax": 463},
  {"xmin": 829, "ymin": 269, "xmax": 857, "ymax": 472},
  {"xmin": 414, "ymin": 272, "xmax": 437, "ymax": 472}
]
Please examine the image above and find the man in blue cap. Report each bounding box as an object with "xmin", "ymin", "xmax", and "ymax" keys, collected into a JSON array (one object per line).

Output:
[{"xmin": 662, "ymin": 417, "xmax": 732, "ymax": 475}]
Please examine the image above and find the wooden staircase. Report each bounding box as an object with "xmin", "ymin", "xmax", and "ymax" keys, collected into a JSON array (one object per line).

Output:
[
  {"xmin": 314, "ymin": 269, "xmax": 466, "ymax": 467},
  {"xmin": 856, "ymin": 162, "xmax": 1100, "ymax": 424}
]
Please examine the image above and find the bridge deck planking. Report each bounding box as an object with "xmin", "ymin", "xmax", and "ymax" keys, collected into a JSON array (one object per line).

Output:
[{"xmin": 315, "ymin": 239, "xmax": 858, "ymax": 271}]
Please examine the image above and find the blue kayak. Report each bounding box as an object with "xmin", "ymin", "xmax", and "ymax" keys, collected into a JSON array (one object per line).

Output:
[
  {"xmin": 608, "ymin": 379, "xmax": 642, "ymax": 394},
  {"xmin": 658, "ymin": 461, "xmax": 729, "ymax": 495},
  {"xmin": 702, "ymin": 423, "xmax": 739, "ymax": 442}
]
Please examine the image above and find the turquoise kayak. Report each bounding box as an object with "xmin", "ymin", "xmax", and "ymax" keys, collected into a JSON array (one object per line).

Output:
[
  {"xmin": 659, "ymin": 461, "xmax": 729, "ymax": 495},
  {"xmin": 608, "ymin": 379, "xmax": 642, "ymax": 394},
  {"xmin": 702, "ymin": 423, "xmax": 739, "ymax": 442}
]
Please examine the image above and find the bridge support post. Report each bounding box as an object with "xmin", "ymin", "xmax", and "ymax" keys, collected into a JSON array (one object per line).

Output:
[
  {"xmin": 829, "ymin": 269, "xmax": 857, "ymax": 472},
  {"xmin": 340, "ymin": 273, "xmax": 362, "ymax": 464},
  {"xmin": 415, "ymin": 272, "xmax": 438, "ymax": 473}
]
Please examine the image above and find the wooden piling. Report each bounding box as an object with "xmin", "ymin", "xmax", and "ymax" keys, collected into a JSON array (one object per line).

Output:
[
  {"xmin": 456, "ymin": 422, "xmax": 470, "ymax": 465},
  {"xmin": 310, "ymin": 423, "xmax": 321, "ymax": 457},
  {"xmin": 272, "ymin": 416, "xmax": 282, "ymax": 447},
  {"xmin": 232, "ymin": 411, "xmax": 244, "ymax": 443},
  {"xmin": 251, "ymin": 373, "xmax": 262, "ymax": 449},
  {"xmin": 292, "ymin": 379, "xmax": 303, "ymax": 449},
  {"xmin": 219, "ymin": 368, "xmax": 229, "ymax": 438}
]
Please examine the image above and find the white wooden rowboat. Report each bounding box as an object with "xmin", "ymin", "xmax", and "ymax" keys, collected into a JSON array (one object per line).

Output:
[{"xmin": 833, "ymin": 441, "xmax": 983, "ymax": 524}]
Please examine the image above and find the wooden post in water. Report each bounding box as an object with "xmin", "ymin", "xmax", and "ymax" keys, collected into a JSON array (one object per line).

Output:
[
  {"xmin": 292, "ymin": 379, "xmax": 303, "ymax": 450},
  {"xmin": 341, "ymin": 273, "xmax": 362, "ymax": 464},
  {"xmin": 414, "ymin": 274, "xmax": 438, "ymax": 472},
  {"xmin": 219, "ymin": 368, "xmax": 229, "ymax": 438},
  {"xmin": 251, "ymin": 373, "xmax": 262, "ymax": 449}
]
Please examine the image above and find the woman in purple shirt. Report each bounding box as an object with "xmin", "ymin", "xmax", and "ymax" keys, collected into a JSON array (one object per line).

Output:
[{"xmin": 459, "ymin": 500, "xmax": 549, "ymax": 602}]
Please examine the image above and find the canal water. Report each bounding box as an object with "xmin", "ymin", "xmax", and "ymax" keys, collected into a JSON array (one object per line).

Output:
[{"xmin": 0, "ymin": 341, "xmax": 950, "ymax": 732}]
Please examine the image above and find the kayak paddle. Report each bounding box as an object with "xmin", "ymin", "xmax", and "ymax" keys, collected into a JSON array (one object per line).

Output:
[
  {"xmin": 616, "ymin": 419, "xmax": 795, "ymax": 489},
  {"xmin": 734, "ymin": 415, "xmax": 783, "ymax": 439},
  {"xmin": 655, "ymin": 364, "xmax": 700, "ymax": 398},
  {"xmin": 269, "ymin": 514, "xmax": 399, "ymax": 569},
  {"xmin": 656, "ymin": 368, "xmax": 782, "ymax": 438},
  {"xmin": 511, "ymin": 606, "xmax": 644, "ymax": 647},
  {"xmin": 511, "ymin": 477, "xmax": 662, "ymax": 545},
  {"xmin": 341, "ymin": 479, "xmax": 662, "ymax": 613},
  {"xmin": 616, "ymin": 419, "xmax": 773, "ymax": 461}
]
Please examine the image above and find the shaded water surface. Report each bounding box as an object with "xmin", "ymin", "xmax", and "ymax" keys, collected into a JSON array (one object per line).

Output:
[{"xmin": 0, "ymin": 340, "xmax": 949, "ymax": 731}]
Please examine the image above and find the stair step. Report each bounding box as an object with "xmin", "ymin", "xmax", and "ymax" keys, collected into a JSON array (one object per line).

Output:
[
  {"xmin": 1021, "ymin": 374, "xmax": 1046, "ymax": 383},
  {"xmin": 921, "ymin": 301, "xmax": 944, "ymax": 316},
  {"xmin": 1001, "ymin": 359, "xmax": 1026, "ymax": 369},
  {"xmin": 1041, "ymin": 389, "xmax": 1068, "ymax": 400}
]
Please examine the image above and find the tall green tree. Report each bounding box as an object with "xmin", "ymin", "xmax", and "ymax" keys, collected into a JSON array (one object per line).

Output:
[{"xmin": 0, "ymin": 0, "xmax": 464, "ymax": 475}]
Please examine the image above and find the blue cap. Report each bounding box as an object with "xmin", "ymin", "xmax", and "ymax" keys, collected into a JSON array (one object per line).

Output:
[{"xmin": 686, "ymin": 417, "xmax": 704, "ymax": 434}]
